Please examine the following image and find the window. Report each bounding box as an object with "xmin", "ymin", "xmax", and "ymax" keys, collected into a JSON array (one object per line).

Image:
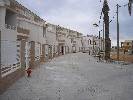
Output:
[
  {"xmin": 71, "ymin": 38, "xmax": 73, "ymax": 43},
  {"xmin": 90, "ymin": 40, "xmax": 91, "ymax": 44},
  {"xmin": 43, "ymin": 27, "xmax": 46, "ymax": 38},
  {"xmin": 88, "ymin": 39, "xmax": 91, "ymax": 45},
  {"xmin": 93, "ymin": 41, "xmax": 96, "ymax": 45}
]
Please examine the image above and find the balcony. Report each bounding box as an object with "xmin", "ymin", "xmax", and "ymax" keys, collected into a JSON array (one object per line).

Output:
[
  {"xmin": 17, "ymin": 27, "xmax": 29, "ymax": 35},
  {"xmin": 17, "ymin": 27, "xmax": 30, "ymax": 39},
  {"xmin": 5, "ymin": 24, "xmax": 16, "ymax": 30},
  {"xmin": 73, "ymin": 41, "xmax": 76, "ymax": 43},
  {"xmin": 58, "ymin": 40, "xmax": 65, "ymax": 43}
]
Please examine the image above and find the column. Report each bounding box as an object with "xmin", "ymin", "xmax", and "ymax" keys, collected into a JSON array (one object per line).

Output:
[
  {"xmin": 40, "ymin": 44, "xmax": 45, "ymax": 62},
  {"xmin": 29, "ymin": 41, "xmax": 35, "ymax": 68},
  {"xmin": 20, "ymin": 39, "xmax": 26, "ymax": 69}
]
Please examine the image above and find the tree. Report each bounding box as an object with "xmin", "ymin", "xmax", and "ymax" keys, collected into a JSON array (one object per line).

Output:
[{"xmin": 128, "ymin": 0, "xmax": 133, "ymax": 15}]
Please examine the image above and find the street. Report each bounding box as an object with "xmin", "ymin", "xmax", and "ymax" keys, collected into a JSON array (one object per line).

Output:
[{"xmin": 0, "ymin": 53, "xmax": 133, "ymax": 100}]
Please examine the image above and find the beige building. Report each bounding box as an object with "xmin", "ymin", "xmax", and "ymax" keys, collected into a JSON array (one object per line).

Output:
[
  {"xmin": 121, "ymin": 40, "xmax": 133, "ymax": 54},
  {"xmin": 76, "ymin": 32, "xmax": 83, "ymax": 52},
  {"xmin": 56, "ymin": 26, "xmax": 83, "ymax": 54},
  {"xmin": 46, "ymin": 23, "xmax": 58, "ymax": 58},
  {"xmin": 0, "ymin": 0, "xmax": 47, "ymax": 93},
  {"xmin": 56, "ymin": 25, "xmax": 70, "ymax": 55},
  {"xmin": 82, "ymin": 35, "xmax": 103, "ymax": 55},
  {"xmin": 68, "ymin": 30, "xmax": 83, "ymax": 53},
  {"xmin": 15, "ymin": 1, "xmax": 48, "ymax": 68}
]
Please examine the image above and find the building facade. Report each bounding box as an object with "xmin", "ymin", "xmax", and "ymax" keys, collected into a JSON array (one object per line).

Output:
[
  {"xmin": 46, "ymin": 23, "xmax": 58, "ymax": 58},
  {"xmin": 0, "ymin": 0, "xmax": 48, "ymax": 93},
  {"xmin": 121, "ymin": 40, "xmax": 133, "ymax": 54},
  {"xmin": 0, "ymin": 0, "xmax": 23, "ymax": 93},
  {"xmin": 82, "ymin": 35, "xmax": 103, "ymax": 55}
]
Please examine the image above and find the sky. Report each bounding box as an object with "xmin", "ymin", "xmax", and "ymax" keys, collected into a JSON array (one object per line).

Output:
[{"xmin": 16, "ymin": 0, "xmax": 133, "ymax": 46}]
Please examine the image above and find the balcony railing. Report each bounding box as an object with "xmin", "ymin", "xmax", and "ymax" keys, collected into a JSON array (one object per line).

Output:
[
  {"xmin": 1, "ymin": 63, "xmax": 20, "ymax": 77},
  {"xmin": 58, "ymin": 40, "xmax": 65, "ymax": 43},
  {"xmin": 73, "ymin": 41, "xmax": 76, "ymax": 43},
  {"xmin": 5, "ymin": 24, "xmax": 16, "ymax": 30},
  {"xmin": 17, "ymin": 27, "xmax": 30, "ymax": 35}
]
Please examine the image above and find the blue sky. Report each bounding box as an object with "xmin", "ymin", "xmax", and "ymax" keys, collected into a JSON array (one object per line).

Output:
[{"xmin": 16, "ymin": 0, "xmax": 133, "ymax": 46}]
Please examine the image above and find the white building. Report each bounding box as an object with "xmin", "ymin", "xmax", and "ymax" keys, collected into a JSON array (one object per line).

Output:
[
  {"xmin": 56, "ymin": 25, "xmax": 70, "ymax": 55},
  {"xmin": 0, "ymin": 0, "xmax": 19, "ymax": 78},
  {"xmin": 82, "ymin": 35, "xmax": 103, "ymax": 55},
  {"xmin": 0, "ymin": 0, "xmax": 84, "ymax": 93},
  {"xmin": 0, "ymin": 0, "xmax": 47, "ymax": 93},
  {"xmin": 76, "ymin": 32, "xmax": 83, "ymax": 52},
  {"xmin": 46, "ymin": 23, "xmax": 58, "ymax": 58},
  {"xmin": 82, "ymin": 35, "xmax": 93, "ymax": 54},
  {"xmin": 56, "ymin": 27, "xmax": 83, "ymax": 54},
  {"xmin": 15, "ymin": 0, "xmax": 47, "ymax": 68}
]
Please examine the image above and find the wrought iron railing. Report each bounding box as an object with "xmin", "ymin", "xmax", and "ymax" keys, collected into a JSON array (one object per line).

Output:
[{"xmin": 5, "ymin": 24, "xmax": 16, "ymax": 30}]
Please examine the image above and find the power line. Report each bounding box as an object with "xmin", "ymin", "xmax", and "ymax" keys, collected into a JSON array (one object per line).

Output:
[{"xmin": 97, "ymin": 1, "xmax": 133, "ymax": 32}]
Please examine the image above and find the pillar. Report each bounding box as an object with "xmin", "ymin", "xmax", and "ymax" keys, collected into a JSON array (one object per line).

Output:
[
  {"xmin": 29, "ymin": 41, "xmax": 35, "ymax": 68},
  {"xmin": 20, "ymin": 39, "xmax": 26, "ymax": 69},
  {"xmin": 40, "ymin": 44, "xmax": 45, "ymax": 62},
  {"xmin": 49, "ymin": 45, "xmax": 52, "ymax": 59}
]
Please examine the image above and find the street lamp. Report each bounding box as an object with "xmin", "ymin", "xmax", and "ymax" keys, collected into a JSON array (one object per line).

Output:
[
  {"xmin": 93, "ymin": 23, "xmax": 99, "ymax": 27},
  {"xmin": 93, "ymin": 23, "xmax": 100, "ymax": 38},
  {"xmin": 93, "ymin": 23, "xmax": 102, "ymax": 53}
]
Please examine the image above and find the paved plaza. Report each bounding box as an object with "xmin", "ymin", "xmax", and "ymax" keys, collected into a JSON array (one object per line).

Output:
[{"xmin": 0, "ymin": 53, "xmax": 133, "ymax": 100}]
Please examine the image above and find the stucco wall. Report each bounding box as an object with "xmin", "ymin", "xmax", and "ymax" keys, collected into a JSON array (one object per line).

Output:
[
  {"xmin": 0, "ymin": 7, "xmax": 6, "ymax": 28},
  {"xmin": 0, "ymin": 6, "xmax": 19, "ymax": 77},
  {"xmin": 17, "ymin": 19, "xmax": 46, "ymax": 44}
]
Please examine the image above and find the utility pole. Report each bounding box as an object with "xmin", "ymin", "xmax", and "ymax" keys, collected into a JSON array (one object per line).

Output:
[
  {"xmin": 102, "ymin": 0, "xmax": 111, "ymax": 60},
  {"xmin": 99, "ymin": 30, "xmax": 101, "ymax": 52},
  {"xmin": 116, "ymin": 4, "xmax": 120, "ymax": 61}
]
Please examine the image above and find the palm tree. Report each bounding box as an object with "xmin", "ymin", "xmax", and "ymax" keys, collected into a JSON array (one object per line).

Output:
[{"xmin": 128, "ymin": 0, "xmax": 133, "ymax": 15}]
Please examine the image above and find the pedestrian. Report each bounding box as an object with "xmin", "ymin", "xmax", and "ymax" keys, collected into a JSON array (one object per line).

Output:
[
  {"xmin": 88, "ymin": 50, "xmax": 90, "ymax": 55},
  {"xmin": 26, "ymin": 67, "xmax": 32, "ymax": 77}
]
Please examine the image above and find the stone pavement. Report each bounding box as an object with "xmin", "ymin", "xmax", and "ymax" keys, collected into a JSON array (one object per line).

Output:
[{"xmin": 0, "ymin": 53, "xmax": 133, "ymax": 100}]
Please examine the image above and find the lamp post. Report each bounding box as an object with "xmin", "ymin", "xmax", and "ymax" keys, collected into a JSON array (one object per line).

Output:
[
  {"xmin": 93, "ymin": 23, "xmax": 103, "ymax": 53},
  {"xmin": 116, "ymin": 4, "xmax": 121, "ymax": 62}
]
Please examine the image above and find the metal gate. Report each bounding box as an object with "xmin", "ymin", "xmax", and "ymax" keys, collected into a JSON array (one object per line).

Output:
[{"xmin": 1, "ymin": 40, "xmax": 21, "ymax": 77}]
